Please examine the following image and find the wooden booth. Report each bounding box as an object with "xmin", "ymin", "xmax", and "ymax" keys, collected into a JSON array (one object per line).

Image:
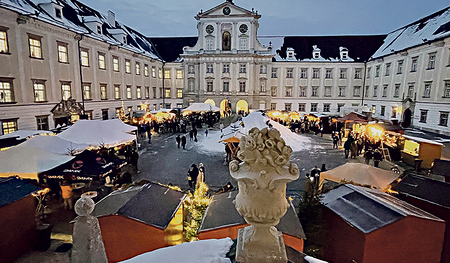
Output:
[
  {"xmin": 92, "ymin": 183, "xmax": 186, "ymax": 263},
  {"xmin": 401, "ymin": 135, "xmax": 443, "ymax": 169}
]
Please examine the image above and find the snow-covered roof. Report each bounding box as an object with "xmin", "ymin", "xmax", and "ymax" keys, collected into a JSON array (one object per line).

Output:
[
  {"xmin": 16, "ymin": 135, "xmax": 89, "ymax": 155},
  {"xmin": 0, "ymin": 130, "xmax": 53, "ymax": 140},
  {"xmin": 372, "ymin": 6, "xmax": 450, "ymax": 58}
]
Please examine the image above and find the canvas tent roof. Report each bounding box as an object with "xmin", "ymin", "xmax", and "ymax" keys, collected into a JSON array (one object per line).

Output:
[
  {"xmin": 198, "ymin": 191, "xmax": 306, "ymax": 240},
  {"xmin": 183, "ymin": 103, "xmax": 221, "ymax": 112},
  {"xmin": 57, "ymin": 119, "xmax": 136, "ymax": 148},
  {"xmin": 16, "ymin": 135, "xmax": 89, "ymax": 155},
  {"xmin": 117, "ymin": 183, "xmax": 186, "ymax": 229},
  {"xmin": 92, "ymin": 186, "xmax": 144, "ymax": 217},
  {"xmin": 0, "ymin": 130, "xmax": 53, "ymax": 140},
  {"xmin": 322, "ymin": 184, "xmax": 443, "ymax": 234},
  {"xmin": 0, "ymin": 147, "xmax": 75, "ymax": 180},
  {"xmin": 218, "ymin": 131, "xmax": 246, "ymax": 143},
  {"xmin": 0, "ymin": 177, "xmax": 41, "ymax": 208},
  {"xmin": 338, "ymin": 112, "xmax": 367, "ymax": 122},
  {"xmin": 320, "ymin": 162, "xmax": 399, "ymax": 192}
]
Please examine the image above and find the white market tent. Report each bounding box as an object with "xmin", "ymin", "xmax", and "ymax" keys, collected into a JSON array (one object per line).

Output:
[
  {"xmin": 319, "ymin": 163, "xmax": 400, "ymax": 192},
  {"xmin": 57, "ymin": 119, "xmax": 136, "ymax": 148},
  {"xmin": 107, "ymin": 118, "xmax": 137, "ymax": 133},
  {"xmin": 182, "ymin": 103, "xmax": 221, "ymax": 112},
  {"xmin": 0, "ymin": 147, "xmax": 75, "ymax": 180},
  {"xmin": 16, "ymin": 135, "xmax": 89, "ymax": 155},
  {"xmin": 0, "ymin": 130, "xmax": 53, "ymax": 140}
]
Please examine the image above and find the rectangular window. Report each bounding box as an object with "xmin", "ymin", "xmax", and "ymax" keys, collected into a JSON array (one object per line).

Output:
[
  {"xmin": 207, "ymin": 63, "xmax": 214, "ymax": 73},
  {"xmin": 207, "ymin": 81, "xmax": 213, "ymax": 92},
  {"xmin": 391, "ymin": 107, "xmax": 397, "ymax": 118},
  {"xmin": 159, "ymin": 69, "xmax": 162, "ymax": 79},
  {"xmin": 365, "ymin": 86, "xmax": 369, "ymax": 98},
  {"xmin": 427, "ymin": 53, "xmax": 436, "ymax": 69},
  {"xmin": 285, "ymin": 87, "xmax": 292, "ymax": 97},
  {"xmin": 286, "ymin": 68, "xmax": 294, "ymax": 78},
  {"xmin": 33, "ymin": 80, "xmax": 46, "ymax": 102},
  {"xmin": 80, "ymin": 48, "xmax": 89, "ymax": 66},
  {"xmin": 325, "ymin": 68, "xmax": 332, "ymax": 79},
  {"xmin": 260, "ymin": 65, "xmax": 267, "ymax": 74},
  {"xmin": 165, "ymin": 88, "xmax": 171, "ymax": 98},
  {"xmin": 285, "ymin": 103, "xmax": 291, "ymax": 112},
  {"xmin": 271, "ymin": 103, "xmax": 276, "ymax": 111},
  {"xmin": 177, "ymin": 89, "xmax": 183, "ymax": 98},
  {"xmin": 373, "ymin": 85, "xmax": 378, "ymax": 97},
  {"xmin": 102, "ymin": 109, "xmax": 108, "ymax": 120},
  {"xmin": 375, "ymin": 65, "xmax": 380, "ymax": 77},
  {"xmin": 153, "ymin": 87, "xmax": 157, "ymax": 98},
  {"xmin": 444, "ymin": 81, "xmax": 450, "ymax": 98},
  {"xmin": 397, "ymin": 60, "xmax": 403, "ymax": 74},
  {"xmin": 312, "ymin": 68, "xmax": 320, "ymax": 79},
  {"xmin": 382, "ymin": 85, "xmax": 388, "ymax": 97},
  {"xmin": 311, "ymin": 103, "xmax": 318, "ymax": 112},
  {"xmin": 372, "ymin": 105, "xmax": 376, "ymax": 114},
  {"xmin": 240, "ymin": 64, "xmax": 247, "ymax": 74},
  {"xmin": 324, "ymin": 86, "xmax": 331, "ymax": 97},
  {"xmin": 411, "ymin": 57, "xmax": 418, "ymax": 72},
  {"xmin": 206, "ymin": 38, "xmax": 214, "ymax": 50},
  {"xmin": 323, "ymin": 103, "xmax": 330, "ymax": 112},
  {"xmin": 340, "ymin": 68, "xmax": 347, "ymax": 79},
  {"xmin": 113, "ymin": 56, "xmax": 119, "ymax": 71},
  {"xmin": 57, "ymin": 42, "xmax": 68, "ymax": 63},
  {"xmin": 36, "ymin": 116, "xmax": 49, "ymax": 130},
  {"xmin": 152, "ymin": 66, "xmax": 156, "ymax": 77},
  {"xmin": 439, "ymin": 112, "xmax": 449, "ymax": 126},
  {"xmin": 100, "ymin": 84, "xmax": 107, "ymax": 100},
  {"xmin": 354, "ymin": 68, "xmax": 362, "ymax": 79},
  {"xmin": 366, "ymin": 67, "xmax": 371, "ymax": 78},
  {"xmin": 420, "ymin": 110, "xmax": 428, "ymax": 123},
  {"xmin": 98, "ymin": 52, "xmax": 106, "ymax": 69},
  {"xmin": 407, "ymin": 83, "xmax": 414, "ymax": 98},
  {"xmin": 338, "ymin": 86, "xmax": 346, "ymax": 97},
  {"xmin": 29, "ymin": 35, "xmax": 42, "ymax": 59},
  {"xmin": 145, "ymin": 86, "xmax": 150, "ymax": 99},
  {"xmin": 144, "ymin": 64, "xmax": 149, "ymax": 76},
  {"xmin": 239, "ymin": 81, "xmax": 246, "ymax": 92},
  {"xmin": 176, "ymin": 70, "xmax": 183, "ymax": 79},
  {"xmin": 394, "ymin": 84, "xmax": 400, "ymax": 98},
  {"xmin": 299, "ymin": 86, "xmax": 306, "ymax": 97},
  {"xmin": 188, "ymin": 65, "xmax": 195, "ymax": 74},
  {"xmin": 385, "ymin": 63, "xmax": 391, "ymax": 76},
  {"xmin": 239, "ymin": 37, "xmax": 247, "ymax": 50},
  {"xmin": 423, "ymin": 82, "xmax": 431, "ymax": 98},
  {"xmin": 260, "ymin": 81, "xmax": 266, "ymax": 93},
  {"xmin": 136, "ymin": 62, "xmax": 141, "ymax": 75},
  {"xmin": 83, "ymin": 83, "xmax": 92, "ymax": 100},
  {"xmin": 163, "ymin": 69, "xmax": 170, "ymax": 79},
  {"xmin": 337, "ymin": 103, "xmax": 345, "ymax": 113},
  {"xmin": 223, "ymin": 64, "xmax": 230, "ymax": 73},
  {"xmin": 188, "ymin": 79, "xmax": 195, "ymax": 92},
  {"xmin": 271, "ymin": 68, "xmax": 278, "ymax": 78},
  {"xmin": 223, "ymin": 81, "xmax": 229, "ymax": 92},
  {"xmin": 0, "ymin": 79, "xmax": 14, "ymax": 103},
  {"xmin": 114, "ymin": 85, "xmax": 120, "ymax": 99},
  {"xmin": 311, "ymin": 86, "xmax": 319, "ymax": 97},
  {"xmin": 61, "ymin": 83, "xmax": 71, "ymax": 100},
  {"xmin": 125, "ymin": 59, "xmax": 131, "ymax": 73},
  {"xmin": 0, "ymin": 29, "xmax": 8, "ymax": 53},
  {"xmin": 298, "ymin": 103, "xmax": 306, "ymax": 112},
  {"xmin": 300, "ymin": 68, "xmax": 308, "ymax": 79},
  {"xmin": 381, "ymin": 106, "xmax": 385, "ymax": 116},
  {"xmin": 126, "ymin": 86, "xmax": 132, "ymax": 99},
  {"xmin": 136, "ymin": 86, "xmax": 142, "ymax": 99},
  {"xmin": 2, "ymin": 119, "xmax": 18, "ymax": 134},
  {"xmin": 271, "ymin": 86, "xmax": 277, "ymax": 97},
  {"xmin": 353, "ymin": 86, "xmax": 361, "ymax": 97}
]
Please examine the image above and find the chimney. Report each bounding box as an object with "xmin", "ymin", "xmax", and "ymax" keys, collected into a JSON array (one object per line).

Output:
[{"xmin": 107, "ymin": 10, "xmax": 115, "ymax": 27}]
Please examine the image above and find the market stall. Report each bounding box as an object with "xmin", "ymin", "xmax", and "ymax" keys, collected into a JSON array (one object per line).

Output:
[
  {"xmin": 219, "ymin": 131, "xmax": 246, "ymax": 161},
  {"xmin": 401, "ymin": 135, "xmax": 443, "ymax": 169}
]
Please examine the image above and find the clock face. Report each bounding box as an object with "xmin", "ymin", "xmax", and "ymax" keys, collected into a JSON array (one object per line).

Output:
[
  {"xmin": 239, "ymin": 24, "xmax": 248, "ymax": 34},
  {"xmin": 223, "ymin": 7, "xmax": 231, "ymax": 15},
  {"xmin": 206, "ymin": 25, "xmax": 214, "ymax": 34}
]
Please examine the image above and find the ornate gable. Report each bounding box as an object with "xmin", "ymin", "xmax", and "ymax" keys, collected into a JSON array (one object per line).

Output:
[{"xmin": 195, "ymin": 1, "xmax": 260, "ymax": 20}]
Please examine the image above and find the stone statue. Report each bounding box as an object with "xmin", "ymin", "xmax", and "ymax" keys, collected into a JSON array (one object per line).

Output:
[
  {"xmin": 71, "ymin": 197, "xmax": 108, "ymax": 263},
  {"xmin": 229, "ymin": 127, "xmax": 299, "ymax": 263}
]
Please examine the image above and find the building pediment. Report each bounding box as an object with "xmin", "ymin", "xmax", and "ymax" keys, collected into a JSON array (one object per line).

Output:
[{"xmin": 195, "ymin": 1, "xmax": 260, "ymax": 20}]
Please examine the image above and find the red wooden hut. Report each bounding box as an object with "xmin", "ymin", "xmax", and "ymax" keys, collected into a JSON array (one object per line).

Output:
[
  {"xmin": 322, "ymin": 184, "xmax": 445, "ymax": 263},
  {"xmin": 197, "ymin": 191, "xmax": 306, "ymax": 252},
  {"xmin": 392, "ymin": 174, "xmax": 450, "ymax": 263},
  {"xmin": 91, "ymin": 183, "xmax": 186, "ymax": 263},
  {"xmin": 0, "ymin": 177, "xmax": 41, "ymax": 263}
]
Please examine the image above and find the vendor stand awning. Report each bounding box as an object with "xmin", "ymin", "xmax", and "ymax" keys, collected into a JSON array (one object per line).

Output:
[{"xmin": 338, "ymin": 112, "xmax": 368, "ymax": 123}]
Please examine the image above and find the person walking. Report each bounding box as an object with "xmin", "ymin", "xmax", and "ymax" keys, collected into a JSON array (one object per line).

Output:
[
  {"xmin": 187, "ymin": 164, "xmax": 198, "ymax": 189},
  {"xmin": 181, "ymin": 135, "xmax": 187, "ymax": 149},
  {"xmin": 343, "ymin": 137, "xmax": 352, "ymax": 159},
  {"xmin": 373, "ymin": 149, "xmax": 383, "ymax": 167},
  {"xmin": 176, "ymin": 135, "xmax": 181, "ymax": 148},
  {"xmin": 148, "ymin": 129, "xmax": 152, "ymax": 144},
  {"xmin": 205, "ymin": 129, "xmax": 208, "ymax": 137},
  {"xmin": 364, "ymin": 148, "xmax": 373, "ymax": 165},
  {"xmin": 61, "ymin": 181, "xmax": 73, "ymax": 210},
  {"xmin": 193, "ymin": 128, "xmax": 198, "ymax": 142},
  {"xmin": 350, "ymin": 140, "xmax": 358, "ymax": 159},
  {"xmin": 189, "ymin": 130, "xmax": 194, "ymax": 141},
  {"xmin": 332, "ymin": 132, "xmax": 339, "ymax": 149},
  {"xmin": 196, "ymin": 163, "xmax": 205, "ymax": 189}
]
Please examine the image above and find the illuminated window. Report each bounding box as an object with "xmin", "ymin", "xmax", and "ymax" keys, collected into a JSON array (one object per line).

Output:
[
  {"xmin": 125, "ymin": 59, "xmax": 131, "ymax": 73},
  {"xmin": 136, "ymin": 86, "xmax": 141, "ymax": 99},
  {"xmin": 29, "ymin": 35, "xmax": 42, "ymax": 58},
  {"xmin": 33, "ymin": 80, "xmax": 46, "ymax": 102},
  {"xmin": 61, "ymin": 83, "xmax": 71, "ymax": 100},
  {"xmin": 126, "ymin": 86, "xmax": 132, "ymax": 99},
  {"xmin": 57, "ymin": 42, "xmax": 68, "ymax": 63},
  {"xmin": 83, "ymin": 83, "xmax": 92, "ymax": 100},
  {"xmin": 80, "ymin": 48, "xmax": 89, "ymax": 66},
  {"xmin": 136, "ymin": 62, "xmax": 140, "ymax": 75},
  {"xmin": 114, "ymin": 85, "xmax": 120, "ymax": 99},
  {"xmin": 2, "ymin": 119, "xmax": 17, "ymax": 134},
  {"xmin": 100, "ymin": 84, "xmax": 107, "ymax": 100},
  {"xmin": 158, "ymin": 69, "xmax": 162, "ymax": 79},
  {"xmin": 113, "ymin": 56, "xmax": 119, "ymax": 71},
  {"xmin": 152, "ymin": 66, "xmax": 156, "ymax": 77},
  {"xmin": 177, "ymin": 70, "xmax": 183, "ymax": 79},
  {"xmin": 165, "ymin": 88, "xmax": 171, "ymax": 98},
  {"xmin": 145, "ymin": 86, "xmax": 149, "ymax": 98},
  {"xmin": 98, "ymin": 52, "xmax": 106, "ymax": 69},
  {"xmin": 177, "ymin": 89, "xmax": 183, "ymax": 98},
  {"xmin": 144, "ymin": 64, "xmax": 149, "ymax": 76},
  {"xmin": 0, "ymin": 29, "xmax": 8, "ymax": 53},
  {"xmin": 0, "ymin": 79, "xmax": 14, "ymax": 103},
  {"xmin": 164, "ymin": 69, "xmax": 170, "ymax": 79}
]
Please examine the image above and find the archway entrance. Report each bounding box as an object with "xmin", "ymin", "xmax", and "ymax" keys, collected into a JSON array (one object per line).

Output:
[
  {"xmin": 204, "ymin": 99, "xmax": 216, "ymax": 106},
  {"xmin": 402, "ymin": 108, "xmax": 412, "ymax": 128},
  {"xmin": 236, "ymin": 100, "xmax": 248, "ymax": 114},
  {"xmin": 220, "ymin": 99, "xmax": 232, "ymax": 117}
]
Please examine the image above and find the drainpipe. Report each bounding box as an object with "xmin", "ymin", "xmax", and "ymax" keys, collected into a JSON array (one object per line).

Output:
[
  {"xmin": 76, "ymin": 34, "xmax": 86, "ymax": 115},
  {"xmin": 162, "ymin": 62, "xmax": 165, "ymax": 109},
  {"xmin": 361, "ymin": 60, "xmax": 367, "ymax": 107}
]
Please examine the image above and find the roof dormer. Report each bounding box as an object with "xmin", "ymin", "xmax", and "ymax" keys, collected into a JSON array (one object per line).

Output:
[
  {"xmin": 37, "ymin": 1, "xmax": 64, "ymax": 21},
  {"xmin": 107, "ymin": 28, "xmax": 127, "ymax": 44},
  {"xmin": 340, "ymin": 47, "xmax": 349, "ymax": 60},
  {"xmin": 286, "ymin": 47, "xmax": 297, "ymax": 61},
  {"xmin": 312, "ymin": 45, "xmax": 321, "ymax": 59},
  {"xmin": 83, "ymin": 16, "xmax": 103, "ymax": 35}
]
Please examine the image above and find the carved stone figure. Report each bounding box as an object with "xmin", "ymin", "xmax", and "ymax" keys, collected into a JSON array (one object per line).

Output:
[{"xmin": 229, "ymin": 127, "xmax": 299, "ymax": 262}]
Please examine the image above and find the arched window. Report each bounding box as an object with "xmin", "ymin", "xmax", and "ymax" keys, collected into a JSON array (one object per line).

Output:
[{"xmin": 222, "ymin": 31, "xmax": 231, "ymax": 51}]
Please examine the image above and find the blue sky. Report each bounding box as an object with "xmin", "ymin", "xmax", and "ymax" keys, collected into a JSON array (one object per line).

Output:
[{"xmin": 80, "ymin": 0, "xmax": 450, "ymax": 37}]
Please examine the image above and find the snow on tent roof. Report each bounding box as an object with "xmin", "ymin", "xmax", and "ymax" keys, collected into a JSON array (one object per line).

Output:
[
  {"xmin": 0, "ymin": 146, "xmax": 75, "ymax": 180},
  {"xmin": 92, "ymin": 186, "xmax": 144, "ymax": 217},
  {"xmin": 16, "ymin": 135, "xmax": 89, "ymax": 155},
  {"xmin": 117, "ymin": 183, "xmax": 186, "ymax": 229},
  {"xmin": 198, "ymin": 191, "xmax": 306, "ymax": 240},
  {"xmin": 372, "ymin": 6, "xmax": 450, "ymax": 58},
  {"xmin": 0, "ymin": 177, "xmax": 42, "ymax": 208},
  {"xmin": 322, "ymin": 184, "xmax": 443, "ymax": 234},
  {"xmin": 0, "ymin": 130, "xmax": 53, "ymax": 140},
  {"xmin": 183, "ymin": 103, "xmax": 221, "ymax": 112}
]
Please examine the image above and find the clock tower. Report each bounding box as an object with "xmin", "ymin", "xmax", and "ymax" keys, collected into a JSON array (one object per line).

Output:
[{"xmin": 182, "ymin": 1, "xmax": 273, "ymax": 113}]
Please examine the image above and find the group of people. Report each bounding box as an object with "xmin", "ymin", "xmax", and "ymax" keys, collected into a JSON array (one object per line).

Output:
[
  {"xmin": 187, "ymin": 163, "xmax": 205, "ymax": 190},
  {"xmin": 341, "ymin": 131, "xmax": 385, "ymax": 167}
]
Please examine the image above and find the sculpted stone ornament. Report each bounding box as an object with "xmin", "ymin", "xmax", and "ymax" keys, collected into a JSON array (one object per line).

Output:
[{"xmin": 229, "ymin": 127, "xmax": 299, "ymax": 263}]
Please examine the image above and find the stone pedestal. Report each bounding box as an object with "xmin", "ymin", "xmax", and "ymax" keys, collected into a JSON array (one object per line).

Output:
[{"xmin": 236, "ymin": 227, "xmax": 287, "ymax": 263}]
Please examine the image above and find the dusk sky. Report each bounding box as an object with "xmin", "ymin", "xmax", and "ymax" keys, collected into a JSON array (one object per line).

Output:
[{"xmin": 80, "ymin": 0, "xmax": 450, "ymax": 37}]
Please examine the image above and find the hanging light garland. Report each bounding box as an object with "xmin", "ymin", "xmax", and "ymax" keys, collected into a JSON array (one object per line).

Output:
[{"xmin": 183, "ymin": 182, "xmax": 211, "ymax": 242}]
